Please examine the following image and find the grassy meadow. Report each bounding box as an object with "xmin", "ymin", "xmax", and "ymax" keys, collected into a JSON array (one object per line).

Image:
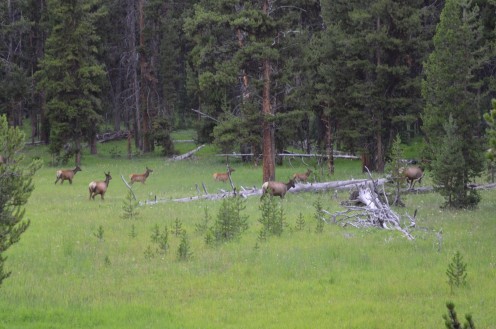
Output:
[{"xmin": 1, "ymin": 134, "xmax": 495, "ymax": 328}]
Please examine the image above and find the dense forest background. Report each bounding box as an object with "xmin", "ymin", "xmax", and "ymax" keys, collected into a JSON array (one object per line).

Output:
[{"xmin": 1, "ymin": 0, "xmax": 495, "ymax": 176}]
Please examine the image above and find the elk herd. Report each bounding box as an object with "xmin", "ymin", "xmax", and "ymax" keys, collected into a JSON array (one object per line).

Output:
[{"xmin": 48, "ymin": 161, "xmax": 424, "ymax": 201}]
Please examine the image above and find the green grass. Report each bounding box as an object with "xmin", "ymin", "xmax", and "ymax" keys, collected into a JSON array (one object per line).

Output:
[{"xmin": 1, "ymin": 138, "xmax": 495, "ymax": 328}]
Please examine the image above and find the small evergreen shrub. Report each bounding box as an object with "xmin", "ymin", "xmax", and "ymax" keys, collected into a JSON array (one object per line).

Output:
[
  {"xmin": 121, "ymin": 189, "xmax": 139, "ymax": 220},
  {"xmin": 258, "ymin": 195, "xmax": 285, "ymax": 240},
  {"xmin": 208, "ymin": 196, "xmax": 249, "ymax": 243},
  {"xmin": 129, "ymin": 224, "xmax": 137, "ymax": 238},
  {"xmin": 443, "ymin": 302, "xmax": 475, "ymax": 329},
  {"xmin": 177, "ymin": 230, "xmax": 193, "ymax": 261},
  {"xmin": 447, "ymin": 251, "xmax": 467, "ymax": 293},
  {"xmin": 195, "ymin": 206, "xmax": 211, "ymax": 234},
  {"xmin": 94, "ymin": 225, "xmax": 104, "ymax": 241},
  {"xmin": 173, "ymin": 218, "xmax": 183, "ymax": 237},
  {"xmin": 295, "ymin": 212, "xmax": 306, "ymax": 231},
  {"xmin": 151, "ymin": 224, "xmax": 169, "ymax": 254},
  {"xmin": 314, "ymin": 197, "xmax": 325, "ymax": 233}
]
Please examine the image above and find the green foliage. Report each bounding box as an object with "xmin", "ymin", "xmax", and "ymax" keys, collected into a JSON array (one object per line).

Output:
[
  {"xmin": 443, "ymin": 302, "xmax": 475, "ymax": 329},
  {"xmin": 195, "ymin": 206, "xmax": 211, "ymax": 234},
  {"xmin": 151, "ymin": 117, "xmax": 176, "ymax": 156},
  {"xmin": 177, "ymin": 230, "xmax": 192, "ymax": 261},
  {"xmin": 35, "ymin": 0, "xmax": 107, "ymax": 164},
  {"xmin": 151, "ymin": 225, "xmax": 169, "ymax": 255},
  {"xmin": 94, "ymin": 225, "xmax": 105, "ymax": 241},
  {"xmin": 422, "ymin": 0, "xmax": 487, "ymax": 206},
  {"xmin": 483, "ymin": 99, "xmax": 496, "ymax": 181},
  {"xmin": 432, "ymin": 116, "xmax": 480, "ymax": 209},
  {"xmin": 295, "ymin": 212, "xmax": 306, "ymax": 231},
  {"xmin": 385, "ymin": 134, "xmax": 406, "ymax": 207},
  {"xmin": 121, "ymin": 190, "xmax": 139, "ymax": 220},
  {"xmin": 258, "ymin": 195, "xmax": 286, "ymax": 241},
  {"xmin": 129, "ymin": 224, "xmax": 137, "ymax": 239},
  {"xmin": 314, "ymin": 197, "xmax": 325, "ymax": 233},
  {"xmin": 209, "ymin": 196, "xmax": 249, "ymax": 243},
  {"xmin": 173, "ymin": 218, "xmax": 183, "ymax": 237},
  {"xmin": 446, "ymin": 251, "xmax": 468, "ymax": 293},
  {"xmin": 0, "ymin": 115, "xmax": 42, "ymax": 287}
]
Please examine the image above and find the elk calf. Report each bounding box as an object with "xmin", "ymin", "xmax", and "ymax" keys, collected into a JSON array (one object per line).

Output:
[
  {"xmin": 129, "ymin": 167, "xmax": 153, "ymax": 184},
  {"xmin": 213, "ymin": 167, "xmax": 235, "ymax": 182},
  {"xmin": 89, "ymin": 172, "xmax": 112, "ymax": 200},
  {"xmin": 403, "ymin": 166, "xmax": 424, "ymax": 190},
  {"xmin": 261, "ymin": 179, "xmax": 296, "ymax": 199},
  {"xmin": 293, "ymin": 169, "xmax": 313, "ymax": 183},
  {"xmin": 55, "ymin": 166, "xmax": 82, "ymax": 184}
]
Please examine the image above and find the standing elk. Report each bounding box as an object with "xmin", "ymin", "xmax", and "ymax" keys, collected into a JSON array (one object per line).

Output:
[
  {"xmin": 403, "ymin": 166, "xmax": 424, "ymax": 190},
  {"xmin": 129, "ymin": 167, "xmax": 153, "ymax": 184},
  {"xmin": 89, "ymin": 172, "xmax": 112, "ymax": 200},
  {"xmin": 292, "ymin": 169, "xmax": 313, "ymax": 183},
  {"xmin": 261, "ymin": 179, "xmax": 296, "ymax": 199},
  {"xmin": 55, "ymin": 166, "xmax": 82, "ymax": 184},
  {"xmin": 212, "ymin": 167, "xmax": 235, "ymax": 182}
]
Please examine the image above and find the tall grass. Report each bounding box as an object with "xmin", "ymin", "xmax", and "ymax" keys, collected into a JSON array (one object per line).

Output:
[{"xmin": 0, "ymin": 139, "xmax": 495, "ymax": 328}]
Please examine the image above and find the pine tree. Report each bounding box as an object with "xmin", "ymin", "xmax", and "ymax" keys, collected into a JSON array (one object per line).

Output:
[
  {"xmin": 210, "ymin": 196, "xmax": 248, "ymax": 243},
  {"xmin": 314, "ymin": 0, "xmax": 428, "ymax": 172},
  {"xmin": 0, "ymin": 115, "xmax": 42, "ymax": 286},
  {"xmin": 432, "ymin": 116, "xmax": 480, "ymax": 208},
  {"xmin": 35, "ymin": 0, "xmax": 107, "ymax": 165},
  {"xmin": 422, "ymin": 0, "xmax": 487, "ymax": 208}
]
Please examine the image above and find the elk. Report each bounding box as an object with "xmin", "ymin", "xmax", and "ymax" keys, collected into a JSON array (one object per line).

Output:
[
  {"xmin": 0, "ymin": 155, "xmax": 4, "ymax": 164},
  {"xmin": 212, "ymin": 167, "xmax": 235, "ymax": 183},
  {"xmin": 129, "ymin": 167, "xmax": 153, "ymax": 184},
  {"xmin": 55, "ymin": 166, "xmax": 82, "ymax": 184},
  {"xmin": 292, "ymin": 169, "xmax": 313, "ymax": 183},
  {"xmin": 89, "ymin": 172, "xmax": 112, "ymax": 200},
  {"xmin": 403, "ymin": 166, "xmax": 424, "ymax": 190},
  {"xmin": 261, "ymin": 179, "xmax": 296, "ymax": 199}
]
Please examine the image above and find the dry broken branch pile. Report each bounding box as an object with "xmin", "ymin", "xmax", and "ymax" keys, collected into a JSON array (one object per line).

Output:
[{"xmin": 329, "ymin": 179, "xmax": 416, "ymax": 240}]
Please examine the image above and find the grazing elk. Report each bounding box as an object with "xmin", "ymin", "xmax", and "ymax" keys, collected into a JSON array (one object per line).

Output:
[
  {"xmin": 261, "ymin": 179, "xmax": 296, "ymax": 199},
  {"xmin": 403, "ymin": 166, "xmax": 424, "ymax": 190},
  {"xmin": 129, "ymin": 167, "xmax": 153, "ymax": 184},
  {"xmin": 212, "ymin": 167, "xmax": 235, "ymax": 183},
  {"xmin": 89, "ymin": 172, "xmax": 112, "ymax": 200},
  {"xmin": 292, "ymin": 169, "xmax": 313, "ymax": 183},
  {"xmin": 55, "ymin": 166, "xmax": 82, "ymax": 184}
]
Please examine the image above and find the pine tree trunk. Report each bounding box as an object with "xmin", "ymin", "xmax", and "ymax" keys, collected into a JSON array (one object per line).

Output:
[
  {"xmin": 261, "ymin": 0, "xmax": 275, "ymax": 183},
  {"xmin": 262, "ymin": 58, "xmax": 275, "ymax": 183},
  {"xmin": 323, "ymin": 115, "xmax": 334, "ymax": 175}
]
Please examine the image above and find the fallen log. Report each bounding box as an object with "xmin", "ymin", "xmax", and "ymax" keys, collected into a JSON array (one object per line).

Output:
[
  {"xmin": 140, "ymin": 178, "xmax": 388, "ymax": 205},
  {"xmin": 170, "ymin": 144, "xmax": 205, "ymax": 161}
]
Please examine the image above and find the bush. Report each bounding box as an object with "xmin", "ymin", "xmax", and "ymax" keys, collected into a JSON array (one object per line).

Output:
[{"xmin": 208, "ymin": 196, "xmax": 248, "ymax": 243}]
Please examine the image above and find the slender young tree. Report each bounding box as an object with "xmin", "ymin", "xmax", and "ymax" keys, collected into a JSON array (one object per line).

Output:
[
  {"xmin": 0, "ymin": 115, "xmax": 42, "ymax": 287},
  {"xmin": 35, "ymin": 0, "xmax": 107, "ymax": 165}
]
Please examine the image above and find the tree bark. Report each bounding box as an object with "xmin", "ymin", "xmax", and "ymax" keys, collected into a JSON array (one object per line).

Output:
[
  {"xmin": 262, "ymin": 57, "xmax": 275, "ymax": 183},
  {"xmin": 261, "ymin": 0, "xmax": 275, "ymax": 183}
]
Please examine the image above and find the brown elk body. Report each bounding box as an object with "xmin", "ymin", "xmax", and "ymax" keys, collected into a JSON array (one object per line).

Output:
[
  {"xmin": 0, "ymin": 155, "xmax": 4, "ymax": 164},
  {"xmin": 212, "ymin": 168, "xmax": 235, "ymax": 182},
  {"xmin": 89, "ymin": 172, "xmax": 112, "ymax": 200},
  {"xmin": 261, "ymin": 179, "xmax": 296, "ymax": 199},
  {"xmin": 55, "ymin": 166, "xmax": 82, "ymax": 184},
  {"xmin": 403, "ymin": 166, "xmax": 424, "ymax": 190},
  {"xmin": 292, "ymin": 169, "xmax": 313, "ymax": 183},
  {"xmin": 129, "ymin": 167, "xmax": 153, "ymax": 184}
]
